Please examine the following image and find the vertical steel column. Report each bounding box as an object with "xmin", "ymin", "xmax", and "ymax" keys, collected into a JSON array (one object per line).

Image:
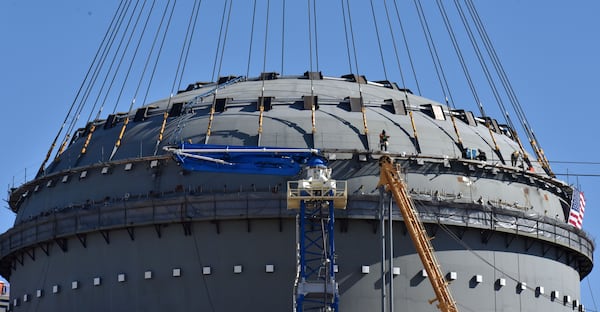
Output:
[
  {"xmin": 379, "ymin": 187, "xmax": 387, "ymax": 312},
  {"xmin": 297, "ymin": 200, "xmax": 306, "ymax": 312},
  {"xmin": 327, "ymin": 199, "xmax": 339, "ymax": 311},
  {"xmin": 295, "ymin": 199, "xmax": 339, "ymax": 312},
  {"xmin": 388, "ymin": 195, "xmax": 394, "ymax": 312}
]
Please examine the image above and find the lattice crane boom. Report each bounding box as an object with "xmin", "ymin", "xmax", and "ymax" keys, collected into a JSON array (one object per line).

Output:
[{"xmin": 378, "ymin": 156, "xmax": 459, "ymax": 312}]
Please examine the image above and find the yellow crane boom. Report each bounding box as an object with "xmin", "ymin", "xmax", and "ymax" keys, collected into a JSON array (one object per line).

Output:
[{"xmin": 378, "ymin": 156, "xmax": 459, "ymax": 312}]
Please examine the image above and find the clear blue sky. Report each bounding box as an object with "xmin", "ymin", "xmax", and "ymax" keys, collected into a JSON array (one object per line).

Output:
[{"xmin": 1, "ymin": 1, "xmax": 599, "ymax": 308}]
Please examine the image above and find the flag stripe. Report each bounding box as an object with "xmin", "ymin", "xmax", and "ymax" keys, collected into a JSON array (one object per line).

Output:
[{"xmin": 568, "ymin": 189, "xmax": 585, "ymax": 229}]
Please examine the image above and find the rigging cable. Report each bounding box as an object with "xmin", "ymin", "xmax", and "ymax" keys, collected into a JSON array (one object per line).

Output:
[
  {"xmin": 38, "ymin": 0, "xmax": 127, "ymax": 175},
  {"xmin": 78, "ymin": 0, "xmax": 135, "ymax": 158},
  {"xmin": 246, "ymin": 0, "xmax": 257, "ymax": 78},
  {"xmin": 307, "ymin": 0, "xmax": 316, "ymax": 136},
  {"xmin": 205, "ymin": 0, "xmax": 231, "ymax": 144},
  {"xmin": 257, "ymin": 0, "xmax": 271, "ymax": 145},
  {"xmin": 464, "ymin": 0, "xmax": 553, "ymax": 176},
  {"xmin": 155, "ymin": 0, "xmax": 203, "ymax": 155},
  {"xmin": 344, "ymin": 0, "xmax": 369, "ymax": 139},
  {"xmin": 413, "ymin": 0, "xmax": 454, "ymax": 106},
  {"xmin": 383, "ymin": 0, "xmax": 424, "ymax": 153},
  {"xmin": 433, "ymin": 0, "xmax": 485, "ymax": 153},
  {"xmin": 369, "ymin": 0, "xmax": 388, "ymax": 81},
  {"xmin": 451, "ymin": 0, "xmax": 506, "ymax": 162},
  {"xmin": 108, "ymin": 0, "xmax": 155, "ymax": 160},
  {"xmin": 312, "ymin": 0, "xmax": 320, "ymax": 72},
  {"xmin": 150, "ymin": 0, "xmax": 184, "ymax": 153},
  {"xmin": 587, "ymin": 277, "xmax": 599, "ymax": 311},
  {"xmin": 65, "ymin": 0, "xmax": 129, "ymax": 155},
  {"xmin": 391, "ymin": 0, "xmax": 422, "ymax": 95},
  {"xmin": 142, "ymin": 0, "xmax": 177, "ymax": 107},
  {"xmin": 281, "ymin": 0, "xmax": 286, "ymax": 75},
  {"xmin": 340, "ymin": 0, "xmax": 353, "ymax": 74}
]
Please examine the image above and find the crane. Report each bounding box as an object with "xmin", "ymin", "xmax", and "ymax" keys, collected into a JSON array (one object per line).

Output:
[
  {"xmin": 378, "ymin": 155, "xmax": 459, "ymax": 312},
  {"xmin": 165, "ymin": 144, "xmax": 347, "ymax": 311},
  {"xmin": 287, "ymin": 158, "xmax": 347, "ymax": 311}
]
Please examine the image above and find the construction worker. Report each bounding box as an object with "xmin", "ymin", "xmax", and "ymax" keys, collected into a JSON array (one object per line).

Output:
[
  {"xmin": 379, "ymin": 130, "xmax": 390, "ymax": 151},
  {"xmin": 511, "ymin": 151, "xmax": 520, "ymax": 167}
]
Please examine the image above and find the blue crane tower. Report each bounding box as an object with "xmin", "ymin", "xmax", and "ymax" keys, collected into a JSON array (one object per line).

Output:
[
  {"xmin": 287, "ymin": 158, "xmax": 347, "ymax": 311},
  {"xmin": 165, "ymin": 144, "xmax": 347, "ymax": 311}
]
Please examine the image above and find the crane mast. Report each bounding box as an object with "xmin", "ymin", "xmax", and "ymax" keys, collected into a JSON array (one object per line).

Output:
[{"xmin": 378, "ymin": 156, "xmax": 459, "ymax": 312}]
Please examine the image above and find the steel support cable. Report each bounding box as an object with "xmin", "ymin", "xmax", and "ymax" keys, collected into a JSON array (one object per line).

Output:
[
  {"xmin": 312, "ymin": 0, "xmax": 320, "ymax": 72},
  {"xmin": 64, "ymin": 0, "xmax": 129, "ymax": 150},
  {"xmin": 435, "ymin": 0, "xmax": 481, "ymax": 109},
  {"xmin": 382, "ymin": 0, "xmax": 408, "ymax": 88},
  {"xmin": 307, "ymin": 0, "xmax": 316, "ymax": 135},
  {"xmin": 141, "ymin": 0, "xmax": 177, "ymax": 108},
  {"xmin": 451, "ymin": 0, "xmax": 505, "ymax": 160},
  {"xmin": 369, "ymin": 0, "xmax": 389, "ymax": 81},
  {"xmin": 175, "ymin": 0, "xmax": 203, "ymax": 92},
  {"xmin": 452, "ymin": 0, "xmax": 503, "ymax": 117},
  {"xmin": 434, "ymin": 0, "xmax": 482, "ymax": 151},
  {"xmin": 215, "ymin": 0, "xmax": 233, "ymax": 85},
  {"xmin": 413, "ymin": 0, "xmax": 453, "ymax": 105},
  {"xmin": 462, "ymin": 1, "xmax": 527, "ymax": 139},
  {"xmin": 344, "ymin": 0, "xmax": 368, "ymax": 138},
  {"xmin": 281, "ymin": 0, "xmax": 286, "ymax": 75},
  {"xmin": 156, "ymin": 0, "xmax": 201, "ymax": 155},
  {"xmin": 79, "ymin": 0, "xmax": 132, "ymax": 125},
  {"xmin": 392, "ymin": 0, "xmax": 422, "ymax": 95},
  {"xmin": 464, "ymin": 0, "xmax": 551, "ymax": 173},
  {"xmin": 103, "ymin": 0, "xmax": 142, "ymax": 116},
  {"xmin": 109, "ymin": 0, "xmax": 154, "ymax": 160},
  {"xmin": 205, "ymin": 0, "xmax": 230, "ymax": 143},
  {"xmin": 340, "ymin": 0, "xmax": 354, "ymax": 74},
  {"xmin": 587, "ymin": 277, "xmax": 599, "ymax": 312},
  {"xmin": 246, "ymin": 0, "xmax": 257, "ymax": 78},
  {"xmin": 257, "ymin": 0, "xmax": 271, "ymax": 144},
  {"xmin": 38, "ymin": 0, "xmax": 127, "ymax": 175},
  {"xmin": 79, "ymin": 0, "xmax": 135, "ymax": 157},
  {"xmin": 383, "ymin": 0, "xmax": 424, "ymax": 154}
]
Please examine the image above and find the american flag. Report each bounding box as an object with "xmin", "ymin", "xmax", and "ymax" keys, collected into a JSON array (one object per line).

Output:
[{"xmin": 568, "ymin": 188, "xmax": 586, "ymax": 229}]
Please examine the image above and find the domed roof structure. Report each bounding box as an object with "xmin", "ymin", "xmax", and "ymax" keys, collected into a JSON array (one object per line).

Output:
[{"xmin": 0, "ymin": 2, "xmax": 594, "ymax": 311}]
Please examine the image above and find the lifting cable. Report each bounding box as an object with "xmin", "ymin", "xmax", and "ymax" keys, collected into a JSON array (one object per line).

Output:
[
  {"xmin": 36, "ymin": 0, "xmax": 127, "ymax": 176},
  {"xmin": 435, "ymin": 0, "xmax": 488, "ymax": 153},
  {"xmin": 344, "ymin": 0, "xmax": 369, "ymax": 138},
  {"xmin": 78, "ymin": 0, "xmax": 135, "ymax": 158},
  {"xmin": 369, "ymin": 0, "xmax": 388, "ymax": 81},
  {"xmin": 307, "ymin": 0, "xmax": 316, "ymax": 135},
  {"xmin": 257, "ymin": 0, "xmax": 271, "ymax": 146},
  {"xmin": 451, "ymin": 0, "xmax": 506, "ymax": 162},
  {"xmin": 205, "ymin": 0, "xmax": 232, "ymax": 144},
  {"xmin": 280, "ymin": 0, "xmax": 286, "ymax": 75},
  {"xmin": 246, "ymin": 0, "xmax": 257, "ymax": 79},
  {"xmin": 413, "ymin": 0, "xmax": 455, "ymax": 106},
  {"xmin": 391, "ymin": 0, "xmax": 422, "ymax": 96},
  {"xmin": 63, "ymin": 0, "xmax": 130, "ymax": 160},
  {"xmin": 463, "ymin": 0, "xmax": 534, "ymax": 166},
  {"xmin": 155, "ymin": 0, "xmax": 203, "ymax": 154},
  {"xmin": 383, "ymin": 0, "xmax": 424, "ymax": 154},
  {"xmin": 340, "ymin": 0, "xmax": 353, "ymax": 74},
  {"xmin": 464, "ymin": 0, "xmax": 553, "ymax": 176},
  {"xmin": 80, "ymin": 0, "xmax": 141, "ymax": 160},
  {"xmin": 108, "ymin": 0, "xmax": 154, "ymax": 160},
  {"xmin": 312, "ymin": 0, "xmax": 320, "ymax": 73}
]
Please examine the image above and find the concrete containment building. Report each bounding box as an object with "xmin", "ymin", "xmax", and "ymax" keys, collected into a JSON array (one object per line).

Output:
[{"xmin": 0, "ymin": 2, "xmax": 593, "ymax": 312}]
